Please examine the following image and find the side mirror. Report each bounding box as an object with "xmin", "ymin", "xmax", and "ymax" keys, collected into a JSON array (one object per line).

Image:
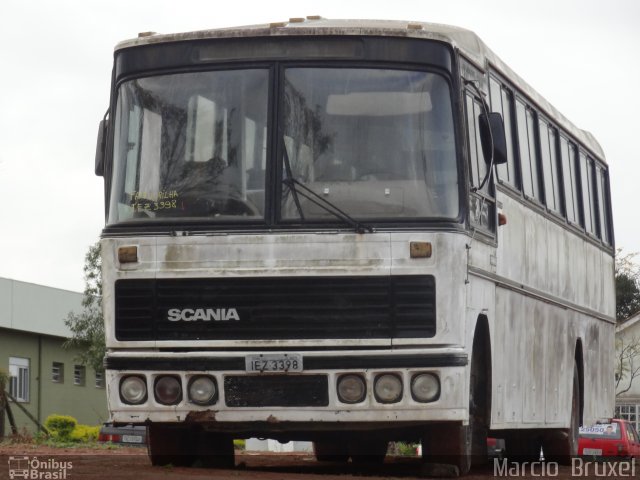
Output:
[
  {"xmin": 479, "ymin": 112, "xmax": 507, "ymax": 166},
  {"xmin": 94, "ymin": 119, "xmax": 108, "ymax": 177}
]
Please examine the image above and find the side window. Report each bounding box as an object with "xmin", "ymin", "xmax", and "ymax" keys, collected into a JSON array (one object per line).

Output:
[
  {"xmin": 489, "ymin": 76, "xmax": 518, "ymax": 188},
  {"xmin": 538, "ymin": 118, "xmax": 562, "ymax": 213},
  {"xmin": 515, "ymin": 99, "xmax": 541, "ymax": 201},
  {"xmin": 465, "ymin": 90, "xmax": 495, "ymax": 233},
  {"xmin": 466, "ymin": 93, "xmax": 487, "ymax": 191},
  {"xmin": 560, "ymin": 136, "xmax": 580, "ymax": 224},
  {"xmin": 579, "ymin": 152, "xmax": 597, "ymax": 235},
  {"xmin": 595, "ymin": 165, "xmax": 612, "ymax": 244}
]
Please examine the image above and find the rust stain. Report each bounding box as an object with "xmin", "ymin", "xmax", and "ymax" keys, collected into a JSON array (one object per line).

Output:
[{"xmin": 185, "ymin": 410, "xmax": 217, "ymax": 422}]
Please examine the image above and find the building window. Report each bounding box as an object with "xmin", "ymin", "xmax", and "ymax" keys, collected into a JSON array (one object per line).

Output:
[
  {"xmin": 616, "ymin": 404, "xmax": 639, "ymax": 432},
  {"xmin": 52, "ymin": 362, "xmax": 64, "ymax": 383},
  {"xmin": 8, "ymin": 357, "xmax": 30, "ymax": 403},
  {"xmin": 95, "ymin": 371, "xmax": 105, "ymax": 389},
  {"xmin": 74, "ymin": 365, "xmax": 86, "ymax": 386}
]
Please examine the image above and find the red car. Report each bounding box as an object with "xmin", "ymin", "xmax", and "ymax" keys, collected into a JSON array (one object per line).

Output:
[{"xmin": 578, "ymin": 419, "xmax": 640, "ymax": 458}]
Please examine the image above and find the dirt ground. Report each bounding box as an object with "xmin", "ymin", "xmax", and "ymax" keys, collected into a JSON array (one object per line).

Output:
[{"xmin": 0, "ymin": 444, "xmax": 637, "ymax": 480}]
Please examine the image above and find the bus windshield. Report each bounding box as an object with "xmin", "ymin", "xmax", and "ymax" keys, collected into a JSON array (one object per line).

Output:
[
  {"xmin": 282, "ymin": 68, "xmax": 458, "ymax": 220},
  {"xmin": 108, "ymin": 69, "xmax": 269, "ymax": 224},
  {"xmin": 107, "ymin": 66, "xmax": 458, "ymax": 225}
]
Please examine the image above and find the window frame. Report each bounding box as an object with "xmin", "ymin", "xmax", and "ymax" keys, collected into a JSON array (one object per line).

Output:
[
  {"xmin": 73, "ymin": 365, "xmax": 86, "ymax": 387},
  {"xmin": 52, "ymin": 362, "xmax": 64, "ymax": 384},
  {"xmin": 8, "ymin": 357, "xmax": 30, "ymax": 403}
]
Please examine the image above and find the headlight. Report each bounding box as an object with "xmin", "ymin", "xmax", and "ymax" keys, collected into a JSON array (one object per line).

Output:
[
  {"xmin": 188, "ymin": 376, "xmax": 217, "ymax": 405},
  {"xmin": 337, "ymin": 374, "xmax": 366, "ymax": 404},
  {"xmin": 154, "ymin": 376, "xmax": 182, "ymax": 405},
  {"xmin": 120, "ymin": 376, "xmax": 147, "ymax": 405},
  {"xmin": 411, "ymin": 373, "xmax": 440, "ymax": 403},
  {"xmin": 374, "ymin": 374, "xmax": 403, "ymax": 403}
]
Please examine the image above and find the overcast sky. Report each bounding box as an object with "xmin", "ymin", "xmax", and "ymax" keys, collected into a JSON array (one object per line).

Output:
[{"xmin": 0, "ymin": 0, "xmax": 638, "ymax": 292}]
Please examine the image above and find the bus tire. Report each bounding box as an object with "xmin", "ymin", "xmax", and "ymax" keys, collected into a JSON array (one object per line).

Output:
[
  {"xmin": 313, "ymin": 439, "xmax": 349, "ymax": 462},
  {"xmin": 195, "ymin": 432, "xmax": 235, "ymax": 468},
  {"xmin": 349, "ymin": 438, "xmax": 388, "ymax": 464},
  {"xmin": 147, "ymin": 424, "xmax": 196, "ymax": 467},
  {"xmin": 420, "ymin": 320, "xmax": 490, "ymax": 475},
  {"xmin": 542, "ymin": 362, "xmax": 580, "ymax": 464},
  {"xmin": 503, "ymin": 432, "xmax": 542, "ymax": 462}
]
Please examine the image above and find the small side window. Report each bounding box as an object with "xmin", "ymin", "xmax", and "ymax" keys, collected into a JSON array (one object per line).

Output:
[
  {"xmin": 560, "ymin": 136, "xmax": 580, "ymax": 224},
  {"xmin": 579, "ymin": 153, "xmax": 597, "ymax": 235},
  {"xmin": 52, "ymin": 362, "xmax": 64, "ymax": 383},
  {"xmin": 74, "ymin": 365, "xmax": 86, "ymax": 386}
]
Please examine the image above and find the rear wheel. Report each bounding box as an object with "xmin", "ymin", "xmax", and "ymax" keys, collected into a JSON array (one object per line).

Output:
[
  {"xmin": 503, "ymin": 432, "xmax": 542, "ymax": 462},
  {"xmin": 543, "ymin": 362, "xmax": 580, "ymax": 464}
]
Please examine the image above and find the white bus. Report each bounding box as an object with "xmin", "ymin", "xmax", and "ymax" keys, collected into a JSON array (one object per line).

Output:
[{"xmin": 95, "ymin": 18, "xmax": 615, "ymax": 474}]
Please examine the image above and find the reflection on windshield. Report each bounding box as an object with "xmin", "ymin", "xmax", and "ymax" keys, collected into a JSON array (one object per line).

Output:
[
  {"xmin": 108, "ymin": 70, "xmax": 269, "ymax": 224},
  {"xmin": 107, "ymin": 66, "xmax": 459, "ymax": 227},
  {"xmin": 282, "ymin": 68, "xmax": 458, "ymax": 220}
]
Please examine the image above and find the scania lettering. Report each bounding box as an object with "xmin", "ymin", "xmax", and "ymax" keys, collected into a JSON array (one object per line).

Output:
[
  {"xmin": 95, "ymin": 18, "xmax": 615, "ymax": 474},
  {"xmin": 167, "ymin": 308, "xmax": 240, "ymax": 322}
]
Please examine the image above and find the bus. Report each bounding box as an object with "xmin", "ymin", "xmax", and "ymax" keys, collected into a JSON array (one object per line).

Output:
[{"xmin": 95, "ymin": 18, "xmax": 615, "ymax": 474}]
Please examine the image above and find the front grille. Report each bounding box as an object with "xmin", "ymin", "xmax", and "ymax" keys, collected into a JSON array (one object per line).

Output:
[
  {"xmin": 224, "ymin": 375, "xmax": 329, "ymax": 407},
  {"xmin": 115, "ymin": 275, "xmax": 436, "ymax": 341}
]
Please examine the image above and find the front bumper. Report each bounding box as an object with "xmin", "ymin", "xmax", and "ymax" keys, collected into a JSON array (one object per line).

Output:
[{"xmin": 105, "ymin": 350, "xmax": 468, "ymax": 426}]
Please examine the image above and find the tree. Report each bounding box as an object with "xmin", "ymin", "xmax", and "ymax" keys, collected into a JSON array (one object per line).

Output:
[
  {"xmin": 616, "ymin": 335, "xmax": 640, "ymax": 397},
  {"xmin": 63, "ymin": 242, "xmax": 105, "ymax": 372},
  {"xmin": 615, "ymin": 249, "xmax": 640, "ymax": 322}
]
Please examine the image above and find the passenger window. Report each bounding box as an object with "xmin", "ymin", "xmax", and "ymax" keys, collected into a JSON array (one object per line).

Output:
[
  {"xmin": 516, "ymin": 99, "xmax": 541, "ymax": 201},
  {"xmin": 579, "ymin": 153, "xmax": 597, "ymax": 235},
  {"xmin": 489, "ymin": 77, "xmax": 518, "ymax": 189},
  {"xmin": 539, "ymin": 119, "xmax": 562, "ymax": 213},
  {"xmin": 595, "ymin": 166, "xmax": 611, "ymax": 244},
  {"xmin": 560, "ymin": 136, "xmax": 579, "ymax": 224}
]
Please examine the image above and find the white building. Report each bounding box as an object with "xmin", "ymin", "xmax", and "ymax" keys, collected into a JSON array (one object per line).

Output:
[{"xmin": 615, "ymin": 311, "xmax": 640, "ymax": 431}]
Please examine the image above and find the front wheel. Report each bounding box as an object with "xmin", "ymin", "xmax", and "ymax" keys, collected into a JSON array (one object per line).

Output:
[{"xmin": 147, "ymin": 424, "xmax": 196, "ymax": 467}]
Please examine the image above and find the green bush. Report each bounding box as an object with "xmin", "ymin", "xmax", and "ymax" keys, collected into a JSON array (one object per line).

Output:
[
  {"xmin": 44, "ymin": 415, "xmax": 100, "ymax": 444},
  {"xmin": 44, "ymin": 415, "xmax": 77, "ymax": 441},
  {"xmin": 233, "ymin": 439, "xmax": 246, "ymax": 450},
  {"xmin": 70, "ymin": 424, "xmax": 100, "ymax": 442}
]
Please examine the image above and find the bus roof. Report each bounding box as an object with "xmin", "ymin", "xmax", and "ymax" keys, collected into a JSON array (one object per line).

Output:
[{"xmin": 115, "ymin": 18, "xmax": 605, "ymax": 161}]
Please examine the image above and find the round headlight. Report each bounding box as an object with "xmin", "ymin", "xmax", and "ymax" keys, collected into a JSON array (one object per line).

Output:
[
  {"xmin": 411, "ymin": 373, "xmax": 440, "ymax": 403},
  {"xmin": 337, "ymin": 374, "xmax": 366, "ymax": 404},
  {"xmin": 154, "ymin": 376, "xmax": 182, "ymax": 405},
  {"xmin": 188, "ymin": 376, "xmax": 217, "ymax": 405},
  {"xmin": 374, "ymin": 374, "xmax": 403, "ymax": 403},
  {"xmin": 120, "ymin": 376, "xmax": 147, "ymax": 405}
]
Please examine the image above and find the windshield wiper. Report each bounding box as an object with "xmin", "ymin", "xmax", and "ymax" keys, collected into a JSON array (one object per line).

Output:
[
  {"xmin": 282, "ymin": 151, "xmax": 375, "ymax": 233},
  {"xmin": 283, "ymin": 177, "xmax": 374, "ymax": 234},
  {"xmin": 282, "ymin": 147, "xmax": 374, "ymax": 234}
]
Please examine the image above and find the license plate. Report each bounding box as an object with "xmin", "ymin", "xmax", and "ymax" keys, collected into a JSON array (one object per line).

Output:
[
  {"xmin": 245, "ymin": 354, "xmax": 303, "ymax": 373},
  {"xmin": 582, "ymin": 448, "xmax": 602, "ymax": 456},
  {"xmin": 122, "ymin": 435, "xmax": 143, "ymax": 444}
]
